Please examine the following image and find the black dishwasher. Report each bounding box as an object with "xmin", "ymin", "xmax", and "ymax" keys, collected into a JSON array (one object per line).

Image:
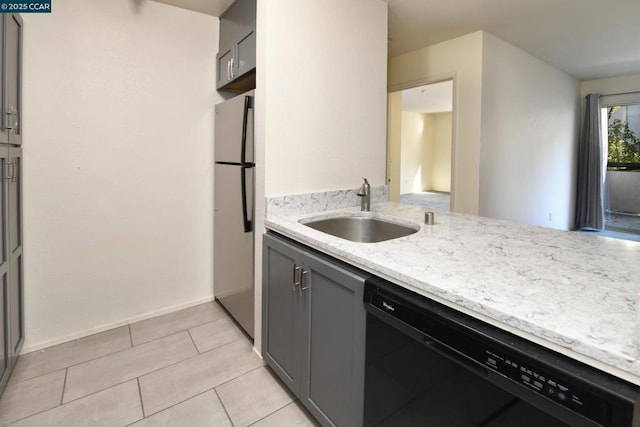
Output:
[{"xmin": 363, "ymin": 276, "xmax": 640, "ymax": 427}]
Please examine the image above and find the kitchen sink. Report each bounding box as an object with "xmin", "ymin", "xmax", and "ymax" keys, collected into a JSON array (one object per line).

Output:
[{"xmin": 301, "ymin": 216, "xmax": 419, "ymax": 243}]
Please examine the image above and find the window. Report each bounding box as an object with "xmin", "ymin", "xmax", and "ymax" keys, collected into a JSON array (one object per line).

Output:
[
  {"xmin": 606, "ymin": 104, "xmax": 640, "ymax": 170},
  {"xmin": 600, "ymin": 94, "xmax": 640, "ymax": 234}
]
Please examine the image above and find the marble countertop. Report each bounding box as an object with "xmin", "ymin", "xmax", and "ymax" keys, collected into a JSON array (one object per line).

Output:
[{"xmin": 264, "ymin": 193, "xmax": 640, "ymax": 384}]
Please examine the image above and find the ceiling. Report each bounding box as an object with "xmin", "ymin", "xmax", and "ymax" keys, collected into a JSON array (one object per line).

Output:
[
  {"xmin": 150, "ymin": 0, "xmax": 233, "ymax": 17},
  {"xmin": 386, "ymin": 0, "xmax": 640, "ymax": 81},
  {"xmin": 402, "ymin": 81, "xmax": 452, "ymax": 114},
  {"xmin": 152, "ymin": 0, "xmax": 640, "ymax": 81}
]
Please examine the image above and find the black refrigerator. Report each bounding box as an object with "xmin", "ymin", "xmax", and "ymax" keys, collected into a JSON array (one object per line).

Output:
[{"xmin": 214, "ymin": 90, "xmax": 255, "ymax": 338}]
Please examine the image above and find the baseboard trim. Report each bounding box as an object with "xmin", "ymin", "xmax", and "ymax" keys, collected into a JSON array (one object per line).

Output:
[{"xmin": 21, "ymin": 296, "xmax": 215, "ymax": 354}]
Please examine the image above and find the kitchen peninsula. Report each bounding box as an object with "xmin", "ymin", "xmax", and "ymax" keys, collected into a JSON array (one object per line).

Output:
[{"xmin": 264, "ymin": 189, "xmax": 640, "ymax": 385}]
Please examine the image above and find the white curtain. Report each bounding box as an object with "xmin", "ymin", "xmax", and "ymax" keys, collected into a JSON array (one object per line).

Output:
[{"xmin": 575, "ymin": 94, "xmax": 604, "ymax": 230}]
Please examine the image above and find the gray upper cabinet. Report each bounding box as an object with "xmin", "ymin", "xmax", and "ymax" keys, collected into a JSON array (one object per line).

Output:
[
  {"xmin": 2, "ymin": 14, "xmax": 22, "ymax": 145},
  {"xmin": 263, "ymin": 233, "xmax": 366, "ymax": 427},
  {"xmin": 217, "ymin": 0, "xmax": 256, "ymax": 93}
]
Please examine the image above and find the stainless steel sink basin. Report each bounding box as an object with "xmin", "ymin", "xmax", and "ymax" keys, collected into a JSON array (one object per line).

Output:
[{"xmin": 302, "ymin": 216, "xmax": 419, "ymax": 243}]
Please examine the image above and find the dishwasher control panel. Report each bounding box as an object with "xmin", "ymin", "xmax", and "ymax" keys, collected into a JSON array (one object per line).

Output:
[{"xmin": 483, "ymin": 349, "xmax": 605, "ymax": 421}]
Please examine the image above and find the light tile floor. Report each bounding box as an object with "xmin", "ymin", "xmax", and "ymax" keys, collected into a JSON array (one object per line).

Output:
[
  {"xmin": 400, "ymin": 191, "xmax": 450, "ymax": 212},
  {"xmin": 0, "ymin": 302, "xmax": 319, "ymax": 427}
]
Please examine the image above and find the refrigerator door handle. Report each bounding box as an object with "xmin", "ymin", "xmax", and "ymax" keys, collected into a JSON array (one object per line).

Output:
[
  {"xmin": 241, "ymin": 166, "xmax": 252, "ymax": 233},
  {"xmin": 241, "ymin": 95, "xmax": 253, "ymax": 165}
]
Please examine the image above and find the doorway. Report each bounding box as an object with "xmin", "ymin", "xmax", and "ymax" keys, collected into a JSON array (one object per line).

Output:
[{"xmin": 387, "ymin": 80, "xmax": 454, "ymax": 211}]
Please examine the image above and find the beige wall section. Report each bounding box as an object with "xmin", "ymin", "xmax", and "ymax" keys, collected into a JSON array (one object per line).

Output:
[
  {"xmin": 430, "ymin": 112, "xmax": 452, "ymax": 192},
  {"xmin": 389, "ymin": 31, "xmax": 483, "ymax": 214},
  {"xmin": 387, "ymin": 91, "xmax": 402, "ymax": 201},
  {"xmin": 261, "ymin": 0, "xmax": 388, "ymax": 197},
  {"xmin": 22, "ymin": 1, "xmax": 220, "ymax": 351},
  {"xmin": 421, "ymin": 114, "xmax": 435, "ymax": 192},
  {"xmin": 400, "ymin": 112, "xmax": 428, "ymax": 194},
  {"xmin": 479, "ymin": 32, "xmax": 579, "ymax": 230},
  {"xmin": 581, "ymin": 72, "xmax": 640, "ymax": 97},
  {"xmin": 254, "ymin": 0, "xmax": 388, "ymax": 354},
  {"xmin": 397, "ymin": 111, "xmax": 450, "ymax": 195}
]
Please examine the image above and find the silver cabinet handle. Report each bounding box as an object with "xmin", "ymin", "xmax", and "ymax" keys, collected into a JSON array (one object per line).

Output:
[
  {"xmin": 292, "ymin": 265, "xmax": 301, "ymax": 292},
  {"xmin": 5, "ymin": 106, "xmax": 17, "ymax": 132},
  {"xmin": 230, "ymin": 57, "xmax": 235, "ymax": 79},
  {"xmin": 5, "ymin": 110, "xmax": 13, "ymax": 130},
  {"xmin": 299, "ymin": 271, "xmax": 309, "ymax": 293},
  {"xmin": 227, "ymin": 59, "xmax": 231, "ymax": 81},
  {"xmin": 4, "ymin": 160, "xmax": 12, "ymax": 180},
  {"xmin": 12, "ymin": 158, "xmax": 17, "ymax": 183}
]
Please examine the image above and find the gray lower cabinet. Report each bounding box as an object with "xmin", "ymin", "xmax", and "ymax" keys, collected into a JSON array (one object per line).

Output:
[
  {"xmin": 0, "ymin": 14, "xmax": 23, "ymax": 146},
  {"xmin": 263, "ymin": 232, "xmax": 366, "ymax": 427},
  {"xmin": 0, "ymin": 146, "xmax": 23, "ymax": 398}
]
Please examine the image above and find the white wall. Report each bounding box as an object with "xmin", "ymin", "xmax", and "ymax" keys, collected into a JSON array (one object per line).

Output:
[
  {"xmin": 389, "ymin": 32, "xmax": 483, "ymax": 214},
  {"xmin": 22, "ymin": 0, "xmax": 220, "ymax": 350},
  {"xmin": 254, "ymin": 0, "xmax": 388, "ymax": 354},
  {"xmin": 479, "ymin": 32, "xmax": 580, "ymax": 230},
  {"xmin": 430, "ymin": 112, "xmax": 452, "ymax": 192}
]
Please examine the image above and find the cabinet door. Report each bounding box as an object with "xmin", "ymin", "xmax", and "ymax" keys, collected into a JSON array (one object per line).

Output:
[
  {"xmin": 218, "ymin": 0, "xmax": 254, "ymax": 54},
  {"xmin": 262, "ymin": 234, "xmax": 304, "ymax": 396},
  {"xmin": 235, "ymin": 30, "xmax": 256, "ymax": 79},
  {"xmin": 216, "ymin": 48, "xmax": 233, "ymax": 90},
  {"xmin": 0, "ymin": 147, "xmax": 9, "ymax": 394},
  {"xmin": 4, "ymin": 14, "xmax": 22, "ymax": 145},
  {"xmin": 0, "ymin": 17, "xmax": 7, "ymax": 145},
  {"xmin": 301, "ymin": 252, "xmax": 366, "ymax": 427},
  {"xmin": 7, "ymin": 147, "xmax": 22, "ymax": 365}
]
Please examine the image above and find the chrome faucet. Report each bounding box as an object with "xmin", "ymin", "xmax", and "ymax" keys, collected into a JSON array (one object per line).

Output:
[{"xmin": 356, "ymin": 177, "xmax": 371, "ymax": 212}]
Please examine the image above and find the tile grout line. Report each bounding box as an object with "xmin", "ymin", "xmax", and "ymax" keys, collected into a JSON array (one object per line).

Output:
[
  {"xmin": 60, "ymin": 368, "xmax": 69, "ymax": 406},
  {"xmin": 186, "ymin": 328, "xmax": 201, "ymax": 354},
  {"xmin": 128, "ymin": 323, "xmax": 134, "ymax": 348},
  {"xmin": 214, "ymin": 387, "xmax": 236, "ymax": 427},
  {"xmin": 136, "ymin": 377, "xmax": 146, "ymax": 419},
  {"xmin": 211, "ymin": 364, "xmax": 267, "ymax": 396},
  {"xmin": 246, "ymin": 400, "xmax": 297, "ymax": 427}
]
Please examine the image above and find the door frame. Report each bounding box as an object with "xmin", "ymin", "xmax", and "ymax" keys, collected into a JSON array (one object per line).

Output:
[{"xmin": 387, "ymin": 74, "xmax": 457, "ymax": 211}]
